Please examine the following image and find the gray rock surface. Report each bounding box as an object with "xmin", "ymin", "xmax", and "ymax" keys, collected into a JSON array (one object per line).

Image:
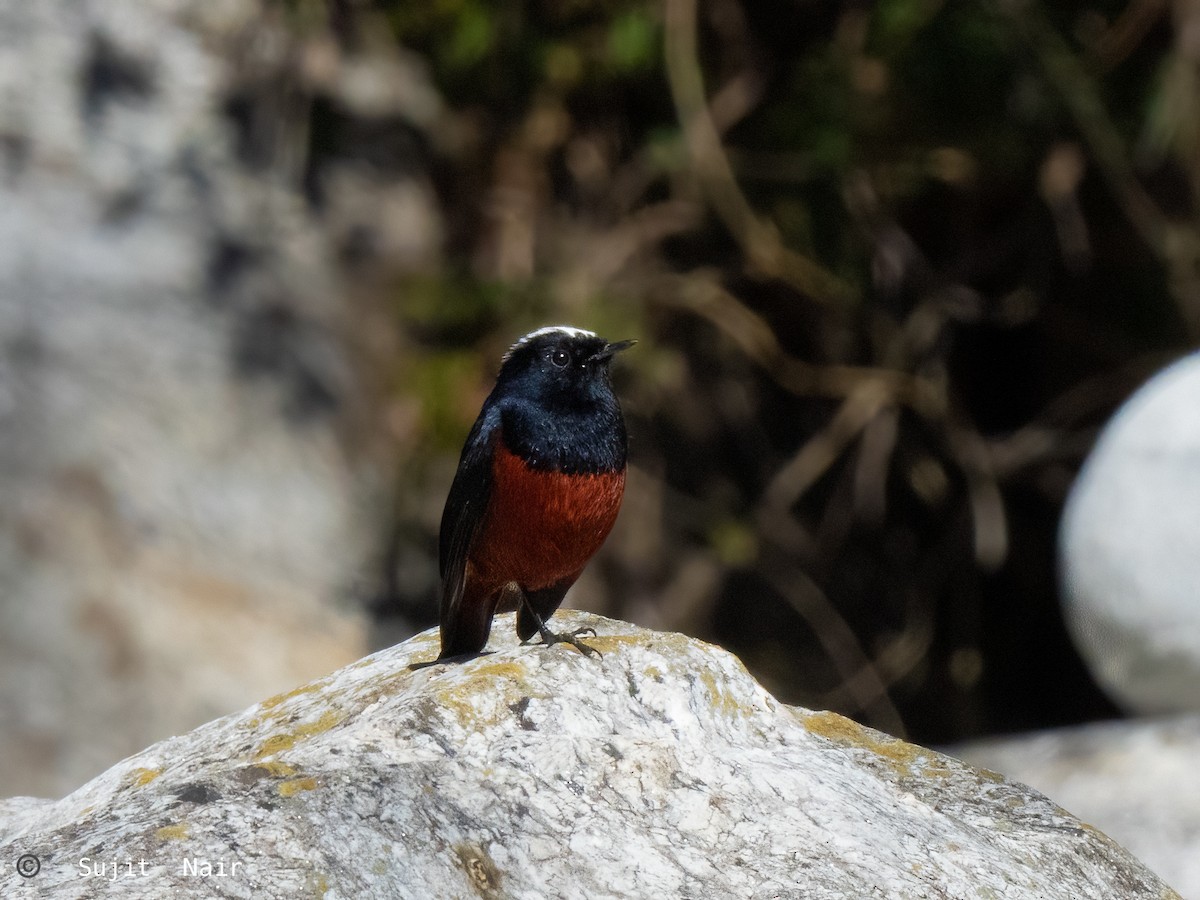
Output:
[
  {"xmin": 1060, "ymin": 352, "xmax": 1200, "ymax": 714},
  {"xmin": 0, "ymin": 0, "xmax": 439, "ymax": 797},
  {"xmin": 954, "ymin": 715, "xmax": 1200, "ymax": 900},
  {"xmin": 0, "ymin": 613, "xmax": 1180, "ymax": 899}
]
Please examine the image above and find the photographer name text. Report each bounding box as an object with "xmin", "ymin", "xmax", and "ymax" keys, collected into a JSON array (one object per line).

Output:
[{"xmin": 78, "ymin": 856, "xmax": 243, "ymax": 880}]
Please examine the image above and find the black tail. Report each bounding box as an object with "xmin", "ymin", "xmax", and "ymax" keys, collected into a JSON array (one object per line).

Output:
[{"xmin": 438, "ymin": 585, "xmax": 500, "ymax": 659}]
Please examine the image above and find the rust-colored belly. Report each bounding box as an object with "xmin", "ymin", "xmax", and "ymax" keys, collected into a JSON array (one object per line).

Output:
[{"xmin": 468, "ymin": 440, "xmax": 625, "ymax": 592}]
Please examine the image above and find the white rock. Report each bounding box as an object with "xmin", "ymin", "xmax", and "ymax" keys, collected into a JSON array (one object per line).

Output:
[
  {"xmin": 0, "ymin": 613, "xmax": 1178, "ymax": 899},
  {"xmin": 954, "ymin": 715, "xmax": 1200, "ymax": 900},
  {"xmin": 1060, "ymin": 352, "xmax": 1200, "ymax": 713},
  {"xmin": 0, "ymin": 0, "xmax": 383, "ymax": 798}
]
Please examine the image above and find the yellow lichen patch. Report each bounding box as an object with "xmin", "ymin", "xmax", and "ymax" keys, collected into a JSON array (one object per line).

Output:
[
  {"xmin": 128, "ymin": 767, "xmax": 162, "ymax": 788},
  {"xmin": 278, "ymin": 776, "xmax": 319, "ymax": 797},
  {"xmin": 433, "ymin": 659, "xmax": 542, "ymax": 726},
  {"xmin": 468, "ymin": 658, "xmax": 533, "ymax": 682},
  {"xmin": 297, "ymin": 709, "xmax": 344, "ymax": 737},
  {"xmin": 155, "ymin": 824, "xmax": 189, "ymax": 841},
  {"xmin": 804, "ymin": 710, "xmax": 932, "ymax": 777},
  {"xmin": 305, "ymin": 872, "xmax": 330, "ymax": 897},
  {"xmin": 245, "ymin": 681, "xmax": 336, "ymax": 730},
  {"xmin": 354, "ymin": 668, "xmax": 423, "ymax": 709},
  {"xmin": 255, "ymin": 732, "xmax": 299, "ymax": 758},
  {"xmin": 253, "ymin": 760, "xmax": 298, "ymax": 778},
  {"xmin": 260, "ymin": 681, "xmax": 325, "ymax": 711},
  {"xmin": 921, "ymin": 753, "xmax": 954, "ymax": 779},
  {"xmin": 253, "ymin": 709, "xmax": 346, "ymax": 760},
  {"xmin": 697, "ymin": 668, "xmax": 747, "ymax": 719},
  {"xmin": 454, "ymin": 843, "xmax": 503, "ymax": 900},
  {"xmin": 402, "ymin": 631, "xmax": 438, "ymax": 649},
  {"xmin": 435, "ymin": 683, "xmax": 492, "ymax": 726}
]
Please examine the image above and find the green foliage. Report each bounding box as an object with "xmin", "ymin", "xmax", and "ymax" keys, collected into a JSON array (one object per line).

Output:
[
  {"xmin": 442, "ymin": 2, "xmax": 494, "ymax": 71},
  {"xmin": 385, "ymin": 0, "xmax": 664, "ymax": 103},
  {"xmin": 607, "ymin": 8, "xmax": 658, "ymax": 73},
  {"xmin": 869, "ymin": 0, "xmax": 944, "ymax": 55},
  {"xmin": 708, "ymin": 518, "xmax": 758, "ymax": 567},
  {"xmin": 364, "ymin": 0, "xmax": 1194, "ymax": 743},
  {"xmin": 407, "ymin": 350, "xmax": 483, "ymax": 451},
  {"xmin": 395, "ymin": 273, "xmax": 509, "ymax": 338}
]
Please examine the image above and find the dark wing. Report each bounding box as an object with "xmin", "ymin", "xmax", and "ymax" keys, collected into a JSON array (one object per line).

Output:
[{"xmin": 438, "ymin": 405, "xmax": 498, "ymax": 637}]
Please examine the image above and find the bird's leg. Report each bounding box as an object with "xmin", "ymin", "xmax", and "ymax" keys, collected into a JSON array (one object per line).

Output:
[{"xmin": 518, "ymin": 596, "xmax": 601, "ymax": 658}]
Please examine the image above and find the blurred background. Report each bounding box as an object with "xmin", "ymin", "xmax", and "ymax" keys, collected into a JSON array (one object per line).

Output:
[{"xmin": 1, "ymin": 0, "xmax": 1197, "ymax": 827}]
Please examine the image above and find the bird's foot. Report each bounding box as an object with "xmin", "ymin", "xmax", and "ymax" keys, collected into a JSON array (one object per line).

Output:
[{"xmin": 533, "ymin": 625, "xmax": 602, "ymax": 658}]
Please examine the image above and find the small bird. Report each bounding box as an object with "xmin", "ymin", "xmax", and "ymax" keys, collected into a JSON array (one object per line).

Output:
[{"xmin": 437, "ymin": 325, "xmax": 633, "ymax": 659}]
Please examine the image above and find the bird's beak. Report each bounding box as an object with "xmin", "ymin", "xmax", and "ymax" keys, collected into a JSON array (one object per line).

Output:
[{"xmin": 590, "ymin": 339, "xmax": 636, "ymax": 363}]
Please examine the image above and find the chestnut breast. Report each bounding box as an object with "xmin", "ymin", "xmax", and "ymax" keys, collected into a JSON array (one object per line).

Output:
[{"xmin": 468, "ymin": 438, "xmax": 625, "ymax": 591}]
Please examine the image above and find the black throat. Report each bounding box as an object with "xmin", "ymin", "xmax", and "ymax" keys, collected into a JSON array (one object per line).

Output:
[{"xmin": 500, "ymin": 397, "xmax": 627, "ymax": 475}]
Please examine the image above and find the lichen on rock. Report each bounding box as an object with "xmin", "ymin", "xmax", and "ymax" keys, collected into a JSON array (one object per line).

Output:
[{"xmin": 0, "ymin": 612, "xmax": 1181, "ymax": 899}]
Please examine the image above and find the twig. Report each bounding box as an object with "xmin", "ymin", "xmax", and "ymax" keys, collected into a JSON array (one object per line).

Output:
[
  {"xmin": 761, "ymin": 381, "xmax": 894, "ymax": 516},
  {"xmin": 662, "ymin": 0, "xmax": 855, "ymax": 305},
  {"xmin": 661, "ymin": 274, "xmax": 945, "ymax": 414},
  {"xmin": 817, "ymin": 597, "xmax": 935, "ymax": 715},
  {"xmin": 1091, "ymin": 0, "xmax": 1167, "ymax": 70},
  {"xmin": 758, "ymin": 546, "xmax": 908, "ymax": 737},
  {"xmin": 944, "ymin": 418, "xmax": 1009, "ymax": 570},
  {"xmin": 997, "ymin": 0, "xmax": 1200, "ymax": 337}
]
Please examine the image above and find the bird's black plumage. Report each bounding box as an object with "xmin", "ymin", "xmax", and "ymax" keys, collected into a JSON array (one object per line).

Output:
[{"xmin": 437, "ymin": 326, "xmax": 632, "ymax": 658}]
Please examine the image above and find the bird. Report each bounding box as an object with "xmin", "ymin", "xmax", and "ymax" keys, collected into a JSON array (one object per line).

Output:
[{"xmin": 437, "ymin": 325, "xmax": 633, "ymax": 660}]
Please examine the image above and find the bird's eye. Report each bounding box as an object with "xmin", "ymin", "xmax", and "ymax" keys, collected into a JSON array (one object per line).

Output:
[{"xmin": 550, "ymin": 349, "xmax": 570, "ymax": 368}]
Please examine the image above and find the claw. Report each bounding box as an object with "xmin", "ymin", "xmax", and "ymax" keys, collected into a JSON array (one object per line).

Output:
[
  {"xmin": 518, "ymin": 595, "xmax": 603, "ymax": 658},
  {"xmin": 537, "ymin": 626, "xmax": 602, "ymax": 658}
]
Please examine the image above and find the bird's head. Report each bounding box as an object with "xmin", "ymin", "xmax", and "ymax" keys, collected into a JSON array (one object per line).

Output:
[{"xmin": 497, "ymin": 325, "xmax": 634, "ymax": 408}]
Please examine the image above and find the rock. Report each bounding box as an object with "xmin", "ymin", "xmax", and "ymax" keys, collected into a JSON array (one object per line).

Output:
[
  {"xmin": 0, "ymin": 613, "xmax": 1179, "ymax": 899},
  {"xmin": 954, "ymin": 715, "xmax": 1200, "ymax": 900},
  {"xmin": 1060, "ymin": 352, "xmax": 1200, "ymax": 713},
  {"xmin": 0, "ymin": 0, "xmax": 442, "ymax": 797}
]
